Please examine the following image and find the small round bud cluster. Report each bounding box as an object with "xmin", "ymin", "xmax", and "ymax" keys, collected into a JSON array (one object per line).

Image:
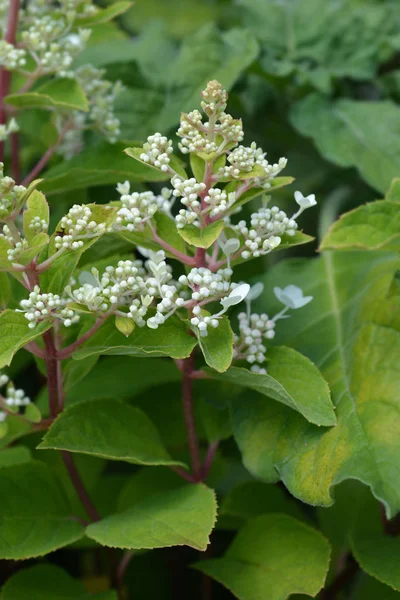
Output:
[
  {"xmin": 234, "ymin": 206, "xmax": 298, "ymax": 259},
  {"xmin": 0, "ymin": 41, "xmax": 26, "ymax": 69},
  {"xmin": 172, "ymin": 177, "xmax": 206, "ymax": 210},
  {"xmin": 254, "ymin": 157, "xmax": 288, "ymax": 189},
  {"xmin": 140, "ymin": 133, "xmax": 173, "ymax": 172},
  {"xmin": 204, "ymin": 188, "xmax": 236, "ymax": 218},
  {"xmin": 0, "ymin": 164, "xmax": 27, "ymax": 221},
  {"xmin": 75, "ymin": 66, "xmax": 121, "ymax": 143},
  {"xmin": 156, "ymin": 188, "xmax": 174, "ymax": 214},
  {"xmin": 190, "ymin": 306, "xmax": 220, "ymax": 337},
  {"xmin": 217, "ymin": 113, "xmax": 244, "ymax": 143},
  {"xmin": 55, "ymin": 204, "xmax": 106, "ymax": 250},
  {"xmin": 179, "ymin": 267, "xmax": 233, "ymax": 302},
  {"xmin": 29, "ymin": 216, "xmax": 48, "ymax": 234},
  {"xmin": 5, "ymin": 232, "xmax": 29, "ymax": 262},
  {"xmin": 19, "ymin": 285, "xmax": 79, "ymax": 329},
  {"xmin": 201, "ymin": 80, "xmax": 228, "ymax": 115},
  {"xmin": 114, "ymin": 183, "xmax": 159, "ymax": 232},
  {"xmin": 177, "ymin": 111, "xmax": 218, "ymax": 155},
  {"xmin": 234, "ymin": 312, "xmax": 276, "ymax": 373},
  {"xmin": 0, "ymin": 372, "xmax": 30, "ymax": 423}
]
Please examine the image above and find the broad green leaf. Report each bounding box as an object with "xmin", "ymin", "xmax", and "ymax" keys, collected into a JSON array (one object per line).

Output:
[
  {"xmin": 38, "ymin": 398, "xmax": 185, "ymax": 468},
  {"xmin": 73, "ymin": 315, "xmax": 197, "ymax": 360},
  {"xmin": 65, "ymin": 356, "xmax": 180, "ymax": 402},
  {"xmin": 6, "ymin": 78, "xmax": 88, "ymax": 112},
  {"xmin": 23, "ymin": 190, "xmax": 49, "ymax": 243},
  {"xmin": 232, "ymin": 251, "xmax": 400, "ymax": 516},
  {"xmin": 1, "ymin": 564, "xmax": 117, "ymax": 600},
  {"xmin": 321, "ymin": 200, "xmax": 400, "ymax": 252},
  {"xmin": 0, "ymin": 461, "xmax": 84, "ymax": 559},
  {"xmin": 0, "ymin": 416, "xmax": 32, "ymax": 449},
  {"xmin": 117, "ymin": 211, "xmax": 187, "ymax": 258},
  {"xmin": 226, "ymin": 176, "xmax": 295, "ymax": 210},
  {"xmin": 385, "ymin": 178, "xmax": 400, "ymax": 202},
  {"xmin": 0, "ymin": 236, "xmax": 14, "ymax": 269},
  {"xmin": 0, "ymin": 310, "xmax": 51, "ymax": 369},
  {"xmin": 198, "ymin": 315, "xmax": 234, "ymax": 373},
  {"xmin": 351, "ymin": 528, "xmax": 400, "ymax": 591},
  {"xmin": 220, "ymin": 481, "xmax": 305, "ymax": 524},
  {"xmin": 353, "ymin": 575, "xmax": 400, "ymax": 599},
  {"xmin": 39, "ymin": 141, "xmax": 170, "ymax": 196},
  {"xmin": 195, "ymin": 514, "xmax": 330, "ymax": 600},
  {"xmin": 0, "ymin": 272, "xmax": 11, "ymax": 306},
  {"xmin": 208, "ymin": 345, "xmax": 335, "ymax": 427},
  {"xmin": 118, "ymin": 467, "xmax": 185, "ymax": 512},
  {"xmin": 178, "ymin": 221, "xmax": 224, "ymax": 249},
  {"xmin": 75, "ymin": 1, "xmax": 132, "ymax": 26},
  {"xmin": 115, "ymin": 314, "xmax": 135, "ymax": 336},
  {"xmin": 87, "ymin": 484, "xmax": 217, "ymax": 551},
  {"xmin": 291, "ymin": 95, "xmax": 400, "ymax": 193},
  {"xmin": 17, "ymin": 232, "xmax": 49, "ymax": 266},
  {"xmin": 124, "ymin": 146, "xmax": 188, "ymax": 180},
  {"xmin": 0, "ymin": 446, "xmax": 31, "ymax": 467}
]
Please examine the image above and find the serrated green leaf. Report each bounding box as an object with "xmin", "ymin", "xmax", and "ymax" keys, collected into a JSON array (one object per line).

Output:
[
  {"xmin": 351, "ymin": 530, "xmax": 400, "ymax": 591},
  {"xmin": 73, "ymin": 315, "xmax": 197, "ymax": 360},
  {"xmin": 22, "ymin": 190, "xmax": 49, "ymax": 243},
  {"xmin": 291, "ymin": 95, "xmax": 400, "ymax": 193},
  {"xmin": 39, "ymin": 141, "xmax": 170, "ymax": 196},
  {"xmin": 6, "ymin": 78, "xmax": 89, "ymax": 112},
  {"xmin": 0, "ymin": 310, "xmax": 51, "ymax": 369},
  {"xmin": 195, "ymin": 514, "xmax": 330, "ymax": 600},
  {"xmin": 117, "ymin": 467, "xmax": 185, "ymax": 512},
  {"xmin": 0, "ymin": 446, "xmax": 31, "ymax": 467},
  {"xmin": 178, "ymin": 221, "xmax": 224, "ymax": 249},
  {"xmin": 321, "ymin": 200, "xmax": 400, "ymax": 252},
  {"xmin": 124, "ymin": 146, "xmax": 188, "ymax": 179},
  {"xmin": 38, "ymin": 398, "xmax": 186, "ymax": 468},
  {"xmin": 232, "ymin": 251, "xmax": 400, "ymax": 516},
  {"xmin": 198, "ymin": 315, "xmax": 234, "ymax": 373},
  {"xmin": 353, "ymin": 575, "xmax": 400, "ymax": 599},
  {"xmin": 208, "ymin": 345, "xmax": 335, "ymax": 427},
  {"xmin": 87, "ymin": 484, "xmax": 217, "ymax": 551},
  {"xmin": 1, "ymin": 564, "xmax": 118, "ymax": 600},
  {"xmin": 0, "ymin": 461, "xmax": 84, "ymax": 559},
  {"xmin": 385, "ymin": 178, "xmax": 400, "ymax": 202},
  {"xmin": 0, "ymin": 272, "xmax": 11, "ymax": 307}
]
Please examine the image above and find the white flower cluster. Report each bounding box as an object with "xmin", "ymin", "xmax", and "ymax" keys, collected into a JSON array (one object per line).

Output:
[
  {"xmin": 114, "ymin": 182, "xmax": 159, "ymax": 233},
  {"xmin": 0, "ymin": 163, "xmax": 27, "ymax": 221},
  {"xmin": 190, "ymin": 306, "xmax": 220, "ymax": 337},
  {"xmin": 18, "ymin": 285, "xmax": 79, "ymax": 329},
  {"xmin": 140, "ymin": 133, "xmax": 173, "ymax": 172},
  {"xmin": 55, "ymin": 204, "xmax": 106, "ymax": 250},
  {"xmin": 218, "ymin": 142, "xmax": 287, "ymax": 182},
  {"xmin": 75, "ymin": 65, "xmax": 122, "ymax": 143},
  {"xmin": 177, "ymin": 110, "xmax": 218, "ymax": 155},
  {"xmin": 179, "ymin": 267, "xmax": 233, "ymax": 302},
  {"xmin": 234, "ymin": 206, "xmax": 297, "ymax": 259},
  {"xmin": 0, "ymin": 40, "xmax": 26, "ymax": 69},
  {"xmin": 234, "ymin": 312, "xmax": 276, "ymax": 373},
  {"xmin": 204, "ymin": 187, "xmax": 236, "ymax": 218},
  {"xmin": 172, "ymin": 176, "xmax": 205, "ymax": 228},
  {"xmin": 201, "ymin": 80, "xmax": 228, "ymax": 113},
  {"xmin": 4, "ymin": 224, "xmax": 29, "ymax": 262},
  {"xmin": 0, "ymin": 372, "xmax": 30, "ymax": 423}
]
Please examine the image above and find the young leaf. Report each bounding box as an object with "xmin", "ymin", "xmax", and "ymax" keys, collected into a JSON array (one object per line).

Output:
[
  {"xmin": 6, "ymin": 78, "xmax": 89, "ymax": 112},
  {"xmin": 73, "ymin": 315, "xmax": 197, "ymax": 361},
  {"xmin": 115, "ymin": 314, "xmax": 135, "ymax": 337},
  {"xmin": 353, "ymin": 575, "xmax": 400, "ymax": 599},
  {"xmin": 178, "ymin": 221, "xmax": 224, "ymax": 249},
  {"xmin": 22, "ymin": 190, "xmax": 49, "ymax": 243},
  {"xmin": 1, "ymin": 564, "xmax": 118, "ymax": 600},
  {"xmin": 124, "ymin": 146, "xmax": 188, "ymax": 180},
  {"xmin": 320, "ymin": 200, "xmax": 400, "ymax": 252},
  {"xmin": 38, "ymin": 398, "xmax": 186, "ymax": 468},
  {"xmin": 194, "ymin": 514, "xmax": 330, "ymax": 600},
  {"xmin": 87, "ymin": 484, "xmax": 217, "ymax": 551},
  {"xmin": 0, "ymin": 461, "xmax": 84, "ymax": 559},
  {"xmin": 0, "ymin": 310, "xmax": 51, "ymax": 369},
  {"xmin": 75, "ymin": 1, "xmax": 132, "ymax": 26},
  {"xmin": 351, "ymin": 531, "xmax": 400, "ymax": 591},
  {"xmin": 385, "ymin": 178, "xmax": 400, "ymax": 203},
  {"xmin": 208, "ymin": 344, "xmax": 336, "ymax": 427},
  {"xmin": 198, "ymin": 315, "xmax": 234, "ymax": 373},
  {"xmin": 232, "ymin": 251, "xmax": 400, "ymax": 516},
  {"xmin": 0, "ymin": 446, "xmax": 31, "ymax": 467}
]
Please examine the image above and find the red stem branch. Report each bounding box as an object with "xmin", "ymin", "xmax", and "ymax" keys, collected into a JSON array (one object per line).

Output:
[
  {"xmin": 61, "ymin": 451, "xmax": 101, "ymax": 522},
  {"xmin": 0, "ymin": 0, "xmax": 20, "ymax": 163},
  {"xmin": 21, "ymin": 141, "xmax": 58, "ymax": 186},
  {"xmin": 57, "ymin": 317, "xmax": 106, "ymax": 360},
  {"xmin": 182, "ymin": 352, "xmax": 202, "ymax": 481},
  {"xmin": 202, "ymin": 441, "xmax": 219, "ymax": 480}
]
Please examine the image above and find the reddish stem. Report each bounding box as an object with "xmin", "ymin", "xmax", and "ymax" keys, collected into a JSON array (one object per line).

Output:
[
  {"xmin": 151, "ymin": 229, "xmax": 196, "ymax": 266},
  {"xmin": 202, "ymin": 441, "xmax": 219, "ymax": 480},
  {"xmin": 0, "ymin": 0, "xmax": 20, "ymax": 163},
  {"xmin": 116, "ymin": 550, "xmax": 134, "ymax": 598},
  {"xmin": 182, "ymin": 352, "xmax": 202, "ymax": 481},
  {"xmin": 61, "ymin": 451, "xmax": 101, "ymax": 522},
  {"xmin": 21, "ymin": 142, "xmax": 58, "ymax": 186},
  {"xmin": 10, "ymin": 131, "xmax": 20, "ymax": 182},
  {"xmin": 42, "ymin": 329, "xmax": 60, "ymax": 419},
  {"xmin": 57, "ymin": 317, "xmax": 106, "ymax": 360},
  {"xmin": 170, "ymin": 465, "xmax": 196, "ymax": 483}
]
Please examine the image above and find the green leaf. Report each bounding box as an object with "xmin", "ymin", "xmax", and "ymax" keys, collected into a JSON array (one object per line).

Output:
[
  {"xmin": 38, "ymin": 398, "xmax": 185, "ymax": 468},
  {"xmin": 353, "ymin": 575, "xmax": 400, "ymax": 599},
  {"xmin": 75, "ymin": 1, "xmax": 132, "ymax": 26},
  {"xmin": 0, "ymin": 310, "xmax": 51, "ymax": 369},
  {"xmin": 117, "ymin": 467, "xmax": 185, "ymax": 512},
  {"xmin": 117, "ymin": 211, "xmax": 187, "ymax": 258},
  {"xmin": 87, "ymin": 484, "xmax": 217, "ymax": 551},
  {"xmin": 195, "ymin": 514, "xmax": 330, "ymax": 600},
  {"xmin": 0, "ymin": 446, "xmax": 31, "ymax": 467},
  {"xmin": 1, "ymin": 564, "xmax": 118, "ymax": 600},
  {"xmin": 39, "ymin": 141, "xmax": 171, "ymax": 196},
  {"xmin": 232, "ymin": 251, "xmax": 400, "ymax": 516},
  {"xmin": 321, "ymin": 200, "xmax": 400, "ymax": 252},
  {"xmin": 208, "ymin": 345, "xmax": 336, "ymax": 427},
  {"xmin": 198, "ymin": 315, "xmax": 234, "ymax": 373},
  {"xmin": 73, "ymin": 315, "xmax": 197, "ymax": 360},
  {"xmin": 351, "ymin": 530, "xmax": 400, "ymax": 591},
  {"xmin": 178, "ymin": 221, "xmax": 224, "ymax": 249},
  {"xmin": 0, "ymin": 461, "xmax": 84, "ymax": 559},
  {"xmin": 385, "ymin": 178, "xmax": 400, "ymax": 202},
  {"xmin": 0, "ymin": 272, "xmax": 11, "ymax": 307},
  {"xmin": 23, "ymin": 190, "xmax": 49, "ymax": 243},
  {"xmin": 115, "ymin": 314, "xmax": 135, "ymax": 336},
  {"xmin": 291, "ymin": 95, "xmax": 400, "ymax": 193},
  {"xmin": 0, "ymin": 236, "xmax": 13, "ymax": 270},
  {"xmin": 6, "ymin": 78, "xmax": 88, "ymax": 112},
  {"xmin": 124, "ymin": 146, "xmax": 188, "ymax": 180},
  {"xmin": 190, "ymin": 153, "xmax": 205, "ymax": 181}
]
